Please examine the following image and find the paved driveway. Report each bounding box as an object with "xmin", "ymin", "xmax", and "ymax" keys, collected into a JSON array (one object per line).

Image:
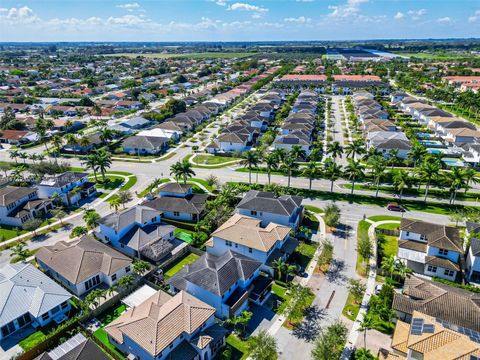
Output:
[{"xmin": 247, "ymin": 302, "xmax": 277, "ymax": 335}]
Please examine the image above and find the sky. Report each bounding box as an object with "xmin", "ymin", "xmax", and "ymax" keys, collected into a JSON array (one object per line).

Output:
[{"xmin": 0, "ymin": 0, "xmax": 479, "ymax": 42}]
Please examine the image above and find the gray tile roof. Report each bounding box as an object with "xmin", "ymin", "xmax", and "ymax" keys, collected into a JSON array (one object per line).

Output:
[
  {"xmin": 99, "ymin": 205, "xmax": 161, "ymax": 232},
  {"xmin": 471, "ymin": 238, "xmax": 480, "ymax": 257},
  {"xmin": 167, "ymin": 250, "xmax": 261, "ymax": 296},
  {"xmin": 34, "ymin": 333, "xmax": 109, "ymax": 360},
  {"xmin": 39, "ymin": 172, "xmax": 88, "ymax": 188},
  {"xmin": 120, "ymin": 223, "xmax": 175, "ymax": 253},
  {"xmin": 236, "ymin": 190, "xmax": 303, "ymax": 216},
  {"xmin": 0, "ymin": 186, "xmax": 37, "ymax": 207},
  {"xmin": 0, "ymin": 263, "xmax": 72, "ymax": 327},
  {"xmin": 146, "ymin": 194, "xmax": 208, "ymax": 215},
  {"xmin": 158, "ymin": 183, "xmax": 192, "ymax": 194},
  {"xmin": 122, "ymin": 135, "xmax": 168, "ymax": 150}
]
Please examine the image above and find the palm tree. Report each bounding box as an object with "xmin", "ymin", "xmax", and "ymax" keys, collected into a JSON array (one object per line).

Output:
[
  {"xmin": 381, "ymin": 255, "xmax": 396, "ymax": 279},
  {"xmin": 77, "ymin": 136, "xmax": 92, "ymax": 153},
  {"xmin": 18, "ymin": 152, "xmax": 28, "ymax": 164},
  {"xmin": 29, "ymin": 154, "xmax": 38, "ymax": 164},
  {"xmin": 83, "ymin": 154, "xmax": 99, "ymax": 181},
  {"xmin": 344, "ymin": 159, "xmax": 365, "ymax": 195},
  {"xmin": 264, "ymin": 153, "xmax": 278, "ymax": 185},
  {"xmin": 241, "ymin": 150, "xmax": 259, "ymax": 184},
  {"xmin": 118, "ymin": 274, "xmax": 134, "ymax": 289},
  {"xmin": 170, "ymin": 160, "xmax": 195, "ymax": 184},
  {"xmin": 272, "ymin": 148, "xmax": 287, "ymax": 163},
  {"xmin": 109, "ymin": 196, "xmax": 121, "ymax": 212},
  {"xmin": 282, "ymin": 156, "xmax": 296, "ymax": 188},
  {"xmin": 368, "ymin": 155, "xmax": 386, "ymax": 197},
  {"xmin": 82, "ymin": 209, "xmax": 100, "ymax": 229},
  {"xmin": 359, "ymin": 316, "xmax": 374, "ymax": 349},
  {"xmin": 449, "ymin": 167, "xmax": 466, "ymax": 205},
  {"xmin": 387, "ymin": 148, "xmax": 400, "ymax": 169},
  {"xmin": 290, "ymin": 145, "xmax": 306, "ymax": 161},
  {"xmin": 463, "ymin": 167, "xmax": 479, "ymax": 193},
  {"xmin": 9, "ymin": 149, "xmax": 20, "ymax": 164},
  {"xmin": 133, "ymin": 260, "xmax": 150, "ymax": 275},
  {"xmin": 345, "ymin": 139, "xmax": 365, "ymax": 160},
  {"xmin": 326, "ymin": 141, "xmax": 343, "ymax": 161},
  {"xmin": 9, "ymin": 243, "xmax": 30, "ymax": 262},
  {"xmin": 408, "ymin": 145, "xmax": 427, "ymax": 167},
  {"xmin": 100, "ymin": 127, "xmax": 114, "ymax": 144},
  {"xmin": 64, "ymin": 133, "xmax": 78, "ymax": 155},
  {"xmin": 302, "ymin": 161, "xmax": 321, "ymax": 190},
  {"xmin": 393, "ymin": 170, "xmax": 412, "ymax": 201},
  {"xmin": 272, "ymin": 258, "xmax": 287, "ymax": 281},
  {"xmin": 324, "ymin": 159, "xmax": 342, "ymax": 192},
  {"xmin": 118, "ymin": 190, "xmax": 133, "ymax": 208},
  {"xmin": 96, "ymin": 150, "xmax": 112, "ymax": 182},
  {"xmin": 418, "ymin": 160, "xmax": 440, "ymax": 202}
]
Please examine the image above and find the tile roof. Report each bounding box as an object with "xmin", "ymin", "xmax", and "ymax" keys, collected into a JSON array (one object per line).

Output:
[
  {"xmin": 99, "ymin": 205, "xmax": 161, "ymax": 232},
  {"xmin": 236, "ymin": 190, "xmax": 303, "ymax": 216},
  {"xmin": 0, "ymin": 186, "xmax": 37, "ymax": 207},
  {"xmin": 400, "ymin": 219, "xmax": 462, "ymax": 252},
  {"xmin": 35, "ymin": 235, "xmax": 132, "ymax": 284},
  {"xmin": 211, "ymin": 214, "xmax": 291, "ymax": 252},
  {"xmin": 0, "ymin": 263, "xmax": 72, "ymax": 327},
  {"xmin": 105, "ymin": 290, "xmax": 215, "ymax": 357},
  {"xmin": 121, "ymin": 135, "xmax": 168, "ymax": 150},
  {"xmin": 39, "ymin": 172, "xmax": 88, "ymax": 188},
  {"xmin": 146, "ymin": 194, "xmax": 208, "ymax": 215},
  {"xmin": 34, "ymin": 333, "xmax": 109, "ymax": 360}
]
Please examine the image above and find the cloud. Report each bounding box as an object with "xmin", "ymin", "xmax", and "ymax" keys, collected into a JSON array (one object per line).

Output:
[
  {"xmin": 394, "ymin": 12, "xmax": 404, "ymax": 20},
  {"xmin": 284, "ymin": 16, "xmax": 311, "ymax": 23},
  {"xmin": 437, "ymin": 16, "xmax": 452, "ymax": 24},
  {"xmin": 0, "ymin": 6, "xmax": 39, "ymax": 23},
  {"xmin": 213, "ymin": 0, "xmax": 227, "ymax": 5},
  {"xmin": 107, "ymin": 14, "xmax": 148, "ymax": 26},
  {"xmin": 407, "ymin": 9, "xmax": 426, "ymax": 21},
  {"xmin": 328, "ymin": 0, "xmax": 368, "ymax": 18},
  {"xmin": 227, "ymin": 2, "xmax": 268, "ymax": 18},
  {"xmin": 469, "ymin": 10, "xmax": 480, "ymax": 23},
  {"xmin": 116, "ymin": 2, "xmax": 141, "ymax": 11}
]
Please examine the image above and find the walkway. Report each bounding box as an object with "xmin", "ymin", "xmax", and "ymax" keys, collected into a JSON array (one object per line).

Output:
[{"xmin": 341, "ymin": 219, "xmax": 400, "ymax": 359}]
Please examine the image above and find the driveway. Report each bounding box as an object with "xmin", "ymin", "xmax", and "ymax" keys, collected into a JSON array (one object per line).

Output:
[{"xmin": 247, "ymin": 302, "xmax": 277, "ymax": 335}]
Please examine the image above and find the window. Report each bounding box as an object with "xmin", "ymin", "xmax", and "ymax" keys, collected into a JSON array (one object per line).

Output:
[
  {"xmin": 173, "ymin": 211, "xmax": 180, "ymax": 217},
  {"xmin": 51, "ymin": 306, "xmax": 60, "ymax": 315},
  {"xmin": 248, "ymin": 247, "xmax": 253, "ymax": 253},
  {"xmin": 427, "ymin": 265, "xmax": 437, "ymax": 273},
  {"xmin": 125, "ymin": 266, "xmax": 131, "ymax": 273},
  {"xmin": 405, "ymin": 231, "xmax": 410, "ymax": 236},
  {"xmin": 84, "ymin": 274, "xmax": 101, "ymax": 291},
  {"xmin": 420, "ymin": 234, "xmax": 427, "ymax": 241},
  {"xmin": 444, "ymin": 269, "xmax": 455, "ymax": 277},
  {"xmin": 17, "ymin": 313, "xmax": 31, "ymax": 328},
  {"xmin": 250, "ymin": 210, "xmax": 257, "ymax": 216},
  {"xmin": 226, "ymin": 240, "xmax": 232, "ymax": 247},
  {"xmin": 61, "ymin": 301, "xmax": 68, "ymax": 309},
  {"xmin": 439, "ymin": 249, "xmax": 449, "ymax": 256},
  {"xmin": 1, "ymin": 322, "xmax": 16, "ymax": 337},
  {"xmin": 41, "ymin": 312, "xmax": 49, "ymax": 321},
  {"xmin": 111, "ymin": 274, "xmax": 117, "ymax": 282}
]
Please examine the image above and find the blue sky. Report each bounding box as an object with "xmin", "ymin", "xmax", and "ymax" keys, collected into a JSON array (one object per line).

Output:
[{"xmin": 0, "ymin": 0, "xmax": 479, "ymax": 42}]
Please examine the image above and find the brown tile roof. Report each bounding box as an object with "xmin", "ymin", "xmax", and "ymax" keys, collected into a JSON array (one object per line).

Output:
[
  {"xmin": 425, "ymin": 256, "xmax": 460, "ymax": 272},
  {"xmin": 35, "ymin": 235, "xmax": 132, "ymax": 284},
  {"xmin": 105, "ymin": 290, "xmax": 215, "ymax": 357},
  {"xmin": 398, "ymin": 240, "xmax": 427, "ymax": 253},
  {"xmin": 211, "ymin": 214, "xmax": 291, "ymax": 252},
  {"xmin": 400, "ymin": 219, "xmax": 462, "ymax": 252}
]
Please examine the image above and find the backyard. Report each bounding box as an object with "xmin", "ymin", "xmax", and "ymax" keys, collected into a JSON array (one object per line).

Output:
[
  {"xmin": 92, "ymin": 303, "xmax": 128, "ymax": 360},
  {"xmin": 289, "ymin": 241, "xmax": 318, "ymax": 269},
  {"xmin": 163, "ymin": 253, "xmax": 200, "ymax": 279}
]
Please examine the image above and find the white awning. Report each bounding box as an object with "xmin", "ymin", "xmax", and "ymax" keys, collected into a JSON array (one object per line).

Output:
[{"xmin": 122, "ymin": 284, "xmax": 157, "ymax": 308}]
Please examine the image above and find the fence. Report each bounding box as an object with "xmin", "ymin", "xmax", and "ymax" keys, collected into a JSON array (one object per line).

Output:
[{"xmin": 376, "ymin": 228, "xmax": 400, "ymax": 237}]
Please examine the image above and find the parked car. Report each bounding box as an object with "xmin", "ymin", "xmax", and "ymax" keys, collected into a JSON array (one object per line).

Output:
[{"xmin": 387, "ymin": 203, "xmax": 405, "ymax": 212}]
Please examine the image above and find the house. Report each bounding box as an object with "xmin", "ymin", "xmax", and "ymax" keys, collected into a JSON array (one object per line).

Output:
[
  {"xmin": 0, "ymin": 130, "xmax": 31, "ymax": 145},
  {"xmin": 36, "ymin": 171, "xmax": 96, "ymax": 206},
  {"xmin": 36, "ymin": 235, "xmax": 133, "ymax": 296},
  {"xmin": 34, "ymin": 333, "xmax": 110, "ymax": 360},
  {"xmin": 122, "ymin": 135, "xmax": 169, "ymax": 155},
  {"xmin": 0, "ymin": 186, "xmax": 52, "ymax": 227},
  {"xmin": 444, "ymin": 127, "xmax": 480, "ymax": 145},
  {"xmin": 236, "ymin": 190, "xmax": 303, "ymax": 230},
  {"xmin": 393, "ymin": 274, "xmax": 480, "ymax": 333},
  {"xmin": 273, "ymin": 132, "xmax": 311, "ymax": 155},
  {"xmin": 466, "ymin": 236, "xmax": 480, "ymax": 284},
  {"xmin": 105, "ymin": 290, "xmax": 226, "ymax": 360},
  {"xmin": 98, "ymin": 205, "xmax": 178, "ymax": 264},
  {"xmin": 397, "ymin": 219, "xmax": 463, "ymax": 281},
  {"xmin": 144, "ymin": 183, "xmax": 208, "ymax": 222},
  {"xmin": 381, "ymin": 310, "xmax": 480, "ymax": 360},
  {"xmin": 206, "ymin": 133, "xmax": 251, "ymax": 154},
  {"xmin": 168, "ymin": 250, "xmax": 268, "ymax": 319},
  {"xmin": 120, "ymin": 116, "xmax": 150, "ymax": 129},
  {"xmin": 0, "ymin": 263, "xmax": 72, "ymax": 341},
  {"xmin": 367, "ymin": 131, "xmax": 412, "ymax": 159},
  {"xmin": 206, "ymin": 214, "xmax": 298, "ymax": 271}
]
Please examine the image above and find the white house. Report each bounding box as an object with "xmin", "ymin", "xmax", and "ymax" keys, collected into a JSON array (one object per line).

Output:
[
  {"xmin": 0, "ymin": 263, "xmax": 72, "ymax": 341},
  {"xmin": 105, "ymin": 290, "xmax": 226, "ymax": 360},
  {"xmin": 36, "ymin": 171, "xmax": 96, "ymax": 206},
  {"xmin": 397, "ymin": 219, "xmax": 463, "ymax": 281},
  {"xmin": 36, "ymin": 235, "xmax": 133, "ymax": 296}
]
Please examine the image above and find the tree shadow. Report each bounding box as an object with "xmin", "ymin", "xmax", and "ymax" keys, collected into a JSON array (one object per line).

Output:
[
  {"xmin": 292, "ymin": 305, "xmax": 327, "ymax": 342},
  {"xmin": 325, "ymin": 259, "xmax": 347, "ymax": 284}
]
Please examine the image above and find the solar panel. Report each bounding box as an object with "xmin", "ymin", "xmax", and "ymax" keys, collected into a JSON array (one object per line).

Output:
[
  {"xmin": 412, "ymin": 318, "xmax": 424, "ymax": 326},
  {"xmin": 423, "ymin": 324, "xmax": 435, "ymax": 333},
  {"xmin": 470, "ymin": 355, "xmax": 480, "ymax": 360},
  {"xmin": 411, "ymin": 328, "xmax": 422, "ymax": 335}
]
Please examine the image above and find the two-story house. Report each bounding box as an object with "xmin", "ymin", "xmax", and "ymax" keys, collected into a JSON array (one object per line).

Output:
[
  {"xmin": 36, "ymin": 171, "xmax": 96, "ymax": 206},
  {"xmin": 236, "ymin": 190, "xmax": 303, "ymax": 230},
  {"xmin": 397, "ymin": 219, "xmax": 463, "ymax": 281},
  {"xmin": 0, "ymin": 263, "xmax": 72, "ymax": 341},
  {"xmin": 167, "ymin": 250, "xmax": 265, "ymax": 319},
  {"xmin": 98, "ymin": 205, "xmax": 178, "ymax": 264},
  {"xmin": 206, "ymin": 214, "xmax": 297, "ymax": 273},
  {"xmin": 105, "ymin": 290, "xmax": 226, "ymax": 360},
  {"xmin": 0, "ymin": 186, "xmax": 52, "ymax": 227},
  {"xmin": 144, "ymin": 183, "xmax": 209, "ymax": 222},
  {"xmin": 36, "ymin": 235, "xmax": 133, "ymax": 296}
]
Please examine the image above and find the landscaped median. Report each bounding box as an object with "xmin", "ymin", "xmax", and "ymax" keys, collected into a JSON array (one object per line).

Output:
[{"xmin": 184, "ymin": 153, "xmax": 242, "ymax": 168}]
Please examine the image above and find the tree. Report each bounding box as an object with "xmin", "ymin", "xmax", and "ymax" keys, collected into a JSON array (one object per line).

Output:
[
  {"xmin": 311, "ymin": 321, "xmax": 348, "ymax": 360},
  {"xmin": 359, "ymin": 315, "xmax": 374, "ymax": 348},
  {"xmin": 326, "ymin": 141, "xmax": 343, "ymax": 161},
  {"xmin": 118, "ymin": 274, "xmax": 134, "ymax": 290},
  {"xmin": 344, "ymin": 159, "xmax": 365, "ymax": 195},
  {"xmin": 393, "ymin": 170, "xmax": 412, "ymax": 201},
  {"xmin": 408, "ymin": 145, "xmax": 427, "ymax": 167},
  {"xmin": 83, "ymin": 154, "xmax": 99, "ymax": 182},
  {"xmin": 348, "ymin": 278, "xmax": 366, "ymax": 304},
  {"xmin": 290, "ymin": 144, "xmax": 306, "ymax": 161},
  {"xmin": 272, "ymin": 258, "xmax": 287, "ymax": 281},
  {"xmin": 225, "ymin": 310, "xmax": 252, "ymax": 336},
  {"xmin": 133, "ymin": 260, "xmax": 150, "ymax": 275},
  {"xmin": 85, "ymin": 288, "xmax": 106, "ymax": 309},
  {"xmin": 368, "ymin": 155, "xmax": 386, "ymax": 197},
  {"xmin": 387, "ymin": 148, "xmax": 400, "ymax": 168},
  {"xmin": 170, "ymin": 160, "xmax": 195, "ymax": 184},
  {"xmin": 381, "ymin": 255, "xmax": 396, "ymax": 279},
  {"xmin": 357, "ymin": 235, "xmax": 372, "ymax": 271},
  {"xmin": 70, "ymin": 226, "xmax": 87, "ymax": 238},
  {"xmin": 345, "ymin": 139, "xmax": 365, "ymax": 160},
  {"xmin": 302, "ymin": 161, "xmax": 321, "ymax": 190},
  {"xmin": 22, "ymin": 218, "xmax": 43, "ymax": 236},
  {"xmin": 205, "ymin": 174, "xmax": 220, "ymax": 189},
  {"xmin": 247, "ymin": 329, "xmax": 277, "ymax": 360},
  {"xmin": 323, "ymin": 203, "xmax": 341, "ymax": 228},
  {"xmin": 118, "ymin": 190, "xmax": 133, "ymax": 208},
  {"xmin": 83, "ymin": 209, "xmax": 100, "ymax": 229},
  {"xmin": 95, "ymin": 150, "xmax": 112, "ymax": 182},
  {"xmin": 9, "ymin": 149, "xmax": 20, "ymax": 164},
  {"xmin": 448, "ymin": 167, "xmax": 466, "ymax": 205},
  {"xmin": 418, "ymin": 159, "xmax": 440, "ymax": 202},
  {"xmin": 282, "ymin": 284, "xmax": 313, "ymax": 325},
  {"xmin": 109, "ymin": 196, "xmax": 121, "ymax": 212},
  {"xmin": 241, "ymin": 150, "xmax": 259, "ymax": 184},
  {"xmin": 51, "ymin": 192, "xmax": 63, "ymax": 207},
  {"xmin": 264, "ymin": 153, "xmax": 278, "ymax": 185},
  {"xmin": 282, "ymin": 156, "xmax": 296, "ymax": 188},
  {"xmin": 9, "ymin": 243, "xmax": 30, "ymax": 262},
  {"xmin": 51, "ymin": 208, "xmax": 66, "ymax": 225},
  {"xmin": 324, "ymin": 159, "xmax": 342, "ymax": 192},
  {"xmin": 353, "ymin": 348, "xmax": 376, "ymax": 360}
]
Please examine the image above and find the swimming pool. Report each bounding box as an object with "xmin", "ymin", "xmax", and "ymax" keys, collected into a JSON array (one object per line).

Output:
[
  {"xmin": 442, "ymin": 158, "xmax": 464, "ymax": 167},
  {"xmin": 417, "ymin": 132, "xmax": 435, "ymax": 138},
  {"xmin": 420, "ymin": 140, "xmax": 445, "ymax": 148}
]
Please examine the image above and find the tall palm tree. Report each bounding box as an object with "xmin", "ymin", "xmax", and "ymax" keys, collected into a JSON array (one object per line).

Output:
[
  {"xmin": 324, "ymin": 159, "xmax": 342, "ymax": 192},
  {"xmin": 302, "ymin": 161, "xmax": 321, "ymax": 190},
  {"xmin": 100, "ymin": 127, "xmax": 114, "ymax": 144},
  {"xmin": 381, "ymin": 255, "xmax": 396, "ymax": 279},
  {"xmin": 18, "ymin": 152, "xmax": 28, "ymax": 164},
  {"xmin": 83, "ymin": 154, "xmax": 99, "ymax": 182},
  {"xmin": 272, "ymin": 258, "xmax": 287, "ymax": 281},
  {"xmin": 272, "ymin": 148, "xmax": 287, "ymax": 163},
  {"xmin": 387, "ymin": 148, "xmax": 399, "ymax": 169},
  {"xmin": 282, "ymin": 156, "xmax": 296, "ymax": 188},
  {"xmin": 359, "ymin": 316, "xmax": 374, "ymax": 349},
  {"xmin": 345, "ymin": 139, "xmax": 365, "ymax": 160},
  {"xmin": 264, "ymin": 153, "xmax": 278, "ymax": 185},
  {"xmin": 241, "ymin": 150, "xmax": 259, "ymax": 184},
  {"xmin": 96, "ymin": 150, "xmax": 112, "ymax": 182},
  {"xmin": 290, "ymin": 145, "xmax": 306, "ymax": 161},
  {"xmin": 77, "ymin": 136, "xmax": 92, "ymax": 153},
  {"xmin": 109, "ymin": 196, "xmax": 121, "ymax": 212},
  {"xmin": 408, "ymin": 145, "xmax": 427, "ymax": 167},
  {"xmin": 463, "ymin": 167, "xmax": 479, "ymax": 193},
  {"xmin": 170, "ymin": 160, "xmax": 195, "ymax": 184},
  {"xmin": 82, "ymin": 209, "xmax": 100, "ymax": 229},
  {"xmin": 418, "ymin": 160, "xmax": 440, "ymax": 202},
  {"xmin": 344, "ymin": 159, "xmax": 365, "ymax": 195},
  {"xmin": 449, "ymin": 167, "xmax": 466, "ymax": 205},
  {"xmin": 393, "ymin": 170, "xmax": 412, "ymax": 201},
  {"xmin": 326, "ymin": 141, "xmax": 343, "ymax": 161},
  {"xmin": 9, "ymin": 149, "xmax": 20, "ymax": 164},
  {"xmin": 368, "ymin": 155, "xmax": 386, "ymax": 197}
]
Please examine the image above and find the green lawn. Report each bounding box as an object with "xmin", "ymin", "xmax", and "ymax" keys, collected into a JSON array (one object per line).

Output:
[
  {"xmin": 368, "ymin": 215, "xmax": 402, "ymax": 223},
  {"xmin": 93, "ymin": 328, "xmax": 126, "ymax": 360},
  {"xmin": 192, "ymin": 154, "xmax": 241, "ymax": 166},
  {"xmin": 304, "ymin": 205, "xmax": 323, "ymax": 214},
  {"xmin": 121, "ymin": 175, "xmax": 137, "ymax": 191},
  {"xmin": 356, "ymin": 220, "xmax": 371, "ymax": 277},
  {"xmin": 174, "ymin": 228, "xmax": 194, "ymax": 244},
  {"xmin": 381, "ymin": 235, "xmax": 399, "ymax": 258},
  {"xmin": 0, "ymin": 225, "xmax": 27, "ymax": 240},
  {"xmin": 342, "ymin": 292, "xmax": 361, "ymax": 321},
  {"xmin": 225, "ymin": 334, "xmax": 250, "ymax": 360},
  {"xmin": 19, "ymin": 330, "xmax": 47, "ymax": 351},
  {"xmin": 97, "ymin": 303, "xmax": 127, "ymax": 326},
  {"xmin": 163, "ymin": 253, "xmax": 200, "ymax": 279},
  {"xmin": 289, "ymin": 241, "xmax": 318, "ymax": 269}
]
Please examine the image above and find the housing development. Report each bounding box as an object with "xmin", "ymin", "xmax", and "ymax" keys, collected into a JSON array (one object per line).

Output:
[{"xmin": 0, "ymin": 2, "xmax": 480, "ymax": 360}]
